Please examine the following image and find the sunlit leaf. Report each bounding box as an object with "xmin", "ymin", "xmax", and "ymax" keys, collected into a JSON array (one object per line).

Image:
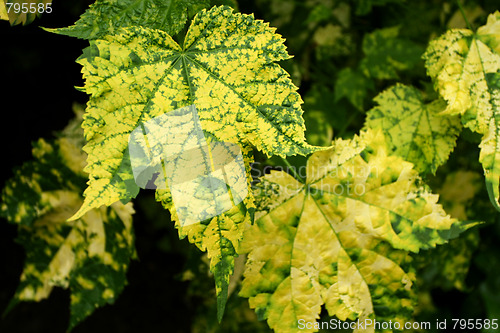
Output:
[
  {"xmin": 61, "ymin": 5, "xmax": 317, "ymax": 220},
  {"xmin": 240, "ymin": 129, "xmax": 472, "ymax": 333},
  {"xmin": 424, "ymin": 11, "xmax": 500, "ymax": 210},
  {"xmin": 54, "ymin": 5, "xmax": 321, "ymax": 320}
]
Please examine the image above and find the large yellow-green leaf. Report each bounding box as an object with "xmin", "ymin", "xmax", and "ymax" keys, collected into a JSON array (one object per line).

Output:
[
  {"xmin": 365, "ymin": 84, "xmax": 461, "ymax": 174},
  {"xmin": 52, "ymin": 0, "xmax": 209, "ymax": 39},
  {"xmin": 423, "ymin": 11, "xmax": 500, "ymax": 210},
  {"xmin": 0, "ymin": 111, "xmax": 136, "ymax": 331},
  {"xmin": 240, "ymin": 129, "xmax": 473, "ymax": 333},
  {"xmin": 65, "ymin": 5, "xmax": 316, "ymax": 221},
  {"xmin": 424, "ymin": 11, "xmax": 500, "ymax": 120}
]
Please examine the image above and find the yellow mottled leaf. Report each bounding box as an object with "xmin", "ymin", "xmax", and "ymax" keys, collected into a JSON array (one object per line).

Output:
[
  {"xmin": 67, "ymin": 5, "xmax": 318, "ymax": 221},
  {"xmin": 0, "ymin": 110, "xmax": 136, "ymax": 331},
  {"xmin": 240, "ymin": 129, "xmax": 473, "ymax": 333},
  {"xmin": 365, "ymin": 84, "xmax": 461, "ymax": 174},
  {"xmin": 424, "ymin": 11, "xmax": 500, "ymax": 210},
  {"xmin": 57, "ymin": 6, "xmax": 320, "ymax": 319}
]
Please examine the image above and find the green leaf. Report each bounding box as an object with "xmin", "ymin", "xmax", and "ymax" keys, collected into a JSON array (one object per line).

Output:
[
  {"xmin": 360, "ymin": 26, "xmax": 424, "ymax": 80},
  {"xmin": 365, "ymin": 84, "xmax": 461, "ymax": 174},
  {"xmin": 240, "ymin": 129, "xmax": 472, "ymax": 333},
  {"xmin": 334, "ymin": 67, "xmax": 374, "ymax": 110},
  {"xmin": 0, "ymin": 110, "xmax": 136, "ymax": 331},
  {"xmin": 50, "ymin": 0, "xmax": 209, "ymax": 39},
  {"xmin": 423, "ymin": 11, "xmax": 500, "ymax": 210},
  {"xmin": 417, "ymin": 170, "xmax": 482, "ymax": 291}
]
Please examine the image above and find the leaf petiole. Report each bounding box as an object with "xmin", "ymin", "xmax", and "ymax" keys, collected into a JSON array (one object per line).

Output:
[{"xmin": 280, "ymin": 157, "xmax": 305, "ymax": 183}]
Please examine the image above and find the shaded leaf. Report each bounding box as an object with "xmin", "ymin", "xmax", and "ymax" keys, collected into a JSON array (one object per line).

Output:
[
  {"xmin": 240, "ymin": 129, "xmax": 472, "ymax": 333},
  {"xmin": 365, "ymin": 84, "xmax": 461, "ymax": 174},
  {"xmin": 335, "ymin": 67, "xmax": 374, "ymax": 110},
  {"xmin": 0, "ymin": 109, "xmax": 136, "ymax": 331},
  {"xmin": 438, "ymin": 170, "xmax": 483, "ymax": 220},
  {"xmin": 423, "ymin": 11, "xmax": 500, "ymax": 210},
  {"xmin": 412, "ymin": 171, "xmax": 482, "ymax": 292},
  {"xmin": 50, "ymin": 0, "xmax": 209, "ymax": 39},
  {"xmin": 360, "ymin": 26, "xmax": 423, "ymax": 80},
  {"xmin": 415, "ymin": 229, "xmax": 480, "ymax": 291},
  {"xmin": 303, "ymin": 109, "xmax": 334, "ymax": 147},
  {"xmin": 353, "ymin": 0, "xmax": 403, "ymax": 16}
]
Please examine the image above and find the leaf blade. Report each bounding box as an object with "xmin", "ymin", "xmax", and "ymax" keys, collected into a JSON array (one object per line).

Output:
[
  {"xmin": 240, "ymin": 129, "xmax": 470, "ymax": 333},
  {"xmin": 365, "ymin": 84, "xmax": 461, "ymax": 174}
]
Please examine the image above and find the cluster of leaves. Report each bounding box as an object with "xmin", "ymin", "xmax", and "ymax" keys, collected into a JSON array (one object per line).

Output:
[
  {"xmin": 0, "ymin": 106, "xmax": 136, "ymax": 330},
  {"xmin": 2, "ymin": 1, "xmax": 500, "ymax": 332}
]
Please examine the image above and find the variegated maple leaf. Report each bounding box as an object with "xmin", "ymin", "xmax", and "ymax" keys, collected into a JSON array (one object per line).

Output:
[
  {"xmin": 424, "ymin": 11, "xmax": 500, "ymax": 210},
  {"xmin": 52, "ymin": 5, "xmax": 319, "ymax": 321},
  {"xmin": 365, "ymin": 84, "xmax": 461, "ymax": 174},
  {"xmin": 0, "ymin": 108, "xmax": 136, "ymax": 331},
  {"xmin": 240, "ymin": 129, "xmax": 474, "ymax": 333}
]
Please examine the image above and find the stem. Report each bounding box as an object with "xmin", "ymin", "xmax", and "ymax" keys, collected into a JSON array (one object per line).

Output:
[
  {"xmin": 280, "ymin": 157, "xmax": 304, "ymax": 183},
  {"xmin": 456, "ymin": 0, "xmax": 473, "ymax": 30},
  {"xmin": 337, "ymin": 111, "xmax": 358, "ymax": 138}
]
